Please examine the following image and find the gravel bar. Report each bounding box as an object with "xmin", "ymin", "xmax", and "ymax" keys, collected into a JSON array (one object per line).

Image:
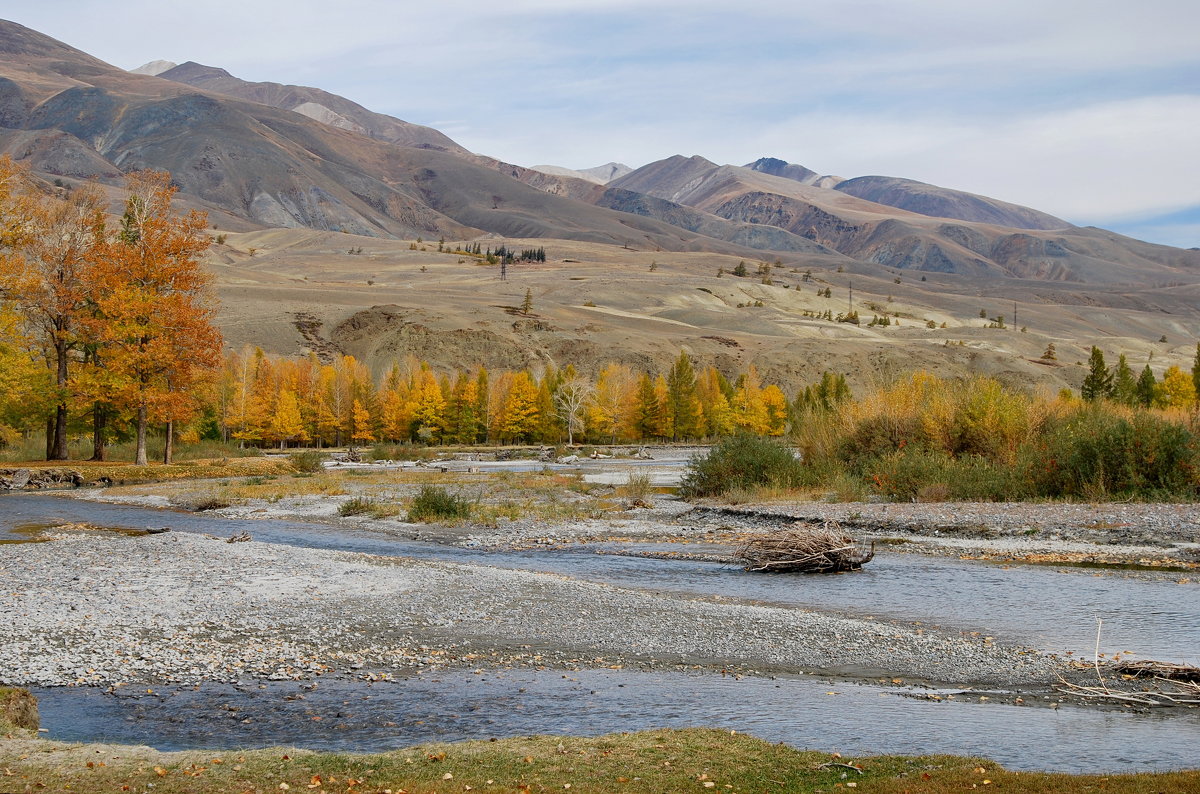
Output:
[{"xmin": 0, "ymin": 531, "xmax": 1062, "ymax": 690}]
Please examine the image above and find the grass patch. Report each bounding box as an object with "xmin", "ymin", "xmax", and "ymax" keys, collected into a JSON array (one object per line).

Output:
[
  {"xmin": 1, "ymin": 728, "xmax": 1195, "ymax": 793},
  {"xmin": 338, "ymin": 496, "xmax": 381, "ymax": 517},
  {"xmin": 407, "ymin": 485, "xmax": 472, "ymax": 522},
  {"xmin": 0, "ymin": 686, "xmax": 38, "ymax": 733},
  {"xmin": 287, "ymin": 450, "xmax": 326, "ymax": 473}
]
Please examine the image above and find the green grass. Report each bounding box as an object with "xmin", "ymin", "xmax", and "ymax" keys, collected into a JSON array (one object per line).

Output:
[
  {"xmin": 1, "ymin": 728, "xmax": 1195, "ymax": 793},
  {"xmin": 407, "ymin": 485, "xmax": 473, "ymax": 522}
]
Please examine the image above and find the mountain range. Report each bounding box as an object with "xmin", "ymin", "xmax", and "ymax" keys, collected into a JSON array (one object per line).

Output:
[{"xmin": 0, "ymin": 18, "xmax": 1195, "ymax": 287}]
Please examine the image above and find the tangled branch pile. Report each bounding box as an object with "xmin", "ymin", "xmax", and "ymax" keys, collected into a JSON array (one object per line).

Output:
[{"xmin": 737, "ymin": 522, "xmax": 874, "ymax": 573}]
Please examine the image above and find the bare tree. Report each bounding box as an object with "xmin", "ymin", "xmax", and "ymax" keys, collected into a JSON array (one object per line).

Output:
[{"xmin": 554, "ymin": 375, "xmax": 594, "ymax": 446}]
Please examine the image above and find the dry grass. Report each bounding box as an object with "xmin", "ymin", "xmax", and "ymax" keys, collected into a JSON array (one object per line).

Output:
[
  {"xmin": 0, "ymin": 686, "xmax": 38, "ymax": 733},
  {"xmin": 1, "ymin": 728, "xmax": 1195, "ymax": 793}
]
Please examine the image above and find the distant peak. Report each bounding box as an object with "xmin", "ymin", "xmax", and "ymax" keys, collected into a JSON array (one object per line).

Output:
[
  {"xmin": 159, "ymin": 61, "xmax": 235, "ymax": 81},
  {"xmin": 129, "ymin": 59, "xmax": 177, "ymax": 76}
]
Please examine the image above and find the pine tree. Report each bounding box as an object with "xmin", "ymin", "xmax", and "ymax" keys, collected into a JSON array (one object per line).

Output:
[
  {"xmin": 1112, "ymin": 354, "xmax": 1137, "ymax": 405},
  {"xmin": 1136, "ymin": 365, "xmax": 1157, "ymax": 408},
  {"xmin": 1081, "ymin": 347, "xmax": 1113, "ymax": 401},
  {"xmin": 1192, "ymin": 342, "xmax": 1200, "ymax": 400},
  {"xmin": 521, "ymin": 288, "xmax": 533, "ymax": 315}
]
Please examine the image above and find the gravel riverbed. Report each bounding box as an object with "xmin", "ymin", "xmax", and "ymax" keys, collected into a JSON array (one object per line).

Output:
[{"xmin": 1, "ymin": 530, "xmax": 1063, "ymax": 691}]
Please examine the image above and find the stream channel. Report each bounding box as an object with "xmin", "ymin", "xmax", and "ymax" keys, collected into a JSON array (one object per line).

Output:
[{"xmin": 5, "ymin": 493, "xmax": 1200, "ymax": 773}]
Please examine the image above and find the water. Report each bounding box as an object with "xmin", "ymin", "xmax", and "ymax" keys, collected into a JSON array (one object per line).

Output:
[
  {"xmin": 7, "ymin": 492, "xmax": 1200, "ymax": 771},
  {"xmin": 29, "ymin": 669, "xmax": 1200, "ymax": 772},
  {"xmin": 4, "ymin": 494, "xmax": 1197, "ymax": 663}
]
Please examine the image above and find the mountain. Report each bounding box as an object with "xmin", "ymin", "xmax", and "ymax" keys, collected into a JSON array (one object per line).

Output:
[
  {"xmin": 612, "ymin": 155, "xmax": 1198, "ymax": 284},
  {"xmin": 153, "ymin": 60, "xmax": 467, "ymax": 154},
  {"xmin": 0, "ymin": 21, "xmax": 814, "ymax": 257},
  {"xmin": 129, "ymin": 60, "xmax": 176, "ymax": 76},
  {"xmin": 833, "ymin": 175, "xmax": 1070, "ymax": 231},
  {"xmin": 530, "ymin": 162, "xmax": 633, "ymax": 184},
  {"xmin": 745, "ymin": 156, "xmax": 843, "ymax": 188}
]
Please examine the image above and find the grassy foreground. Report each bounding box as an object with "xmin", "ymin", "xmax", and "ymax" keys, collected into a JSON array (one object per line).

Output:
[{"xmin": 1, "ymin": 729, "xmax": 1196, "ymax": 793}]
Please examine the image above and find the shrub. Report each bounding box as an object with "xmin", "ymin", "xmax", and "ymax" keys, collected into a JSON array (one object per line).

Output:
[
  {"xmin": 369, "ymin": 444, "xmax": 434, "ymax": 462},
  {"xmin": 621, "ymin": 470, "xmax": 654, "ymax": 505},
  {"xmin": 863, "ymin": 449, "xmax": 1026, "ymax": 502},
  {"xmin": 338, "ymin": 497, "xmax": 378, "ymax": 516},
  {"xmin": 288, "ymin": 450, "xmax": 326, "ymax": 473},
  {"xmin": 1030, "ymin": 406, "xmax": 1199, "ymax": 499},
  {"xmin": 679, "ymin": 436, "xmax": 804, "ymax": 498},
  {"xmin": 407, "ymin": 486, "xmax": 472, "ymax": 522},
  {"xmin": 175, "ymin": 494, "xmax": 232, "ymax": 512}
]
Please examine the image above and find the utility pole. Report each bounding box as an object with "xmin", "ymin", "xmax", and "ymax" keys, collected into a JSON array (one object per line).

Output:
[{"xmin": 848, "ymin": 280, "xmax": 853, "ymax": 312}]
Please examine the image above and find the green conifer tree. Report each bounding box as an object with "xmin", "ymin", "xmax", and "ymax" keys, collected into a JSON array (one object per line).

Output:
[{"xmin": 1081, "ymin": 347, "xmax": 1113, "ymax": 401}]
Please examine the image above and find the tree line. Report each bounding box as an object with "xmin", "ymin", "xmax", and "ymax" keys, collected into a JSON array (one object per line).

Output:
[
  {"xmin": 211, "ymin": 349, "xmax": 851, "ymax": 449},
  {"xmin": 0, "ymin": 158, "xmax": 220, "ymax": 464}
]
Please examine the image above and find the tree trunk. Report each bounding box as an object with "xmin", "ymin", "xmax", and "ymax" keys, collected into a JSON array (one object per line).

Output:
[
  {"xmin": 163, "ymin": 419, "xmax": 173, "ymax": 464},
  {"xmin": 50, "ymin": 402, "xmax": 69, "ymax": 460},
  {"xmin": 90, "ymin": 402, "xmax": 107, "ymax": 461},
  {"xmin": 45, "ymin": 416, "xmax": 54, "ymax": 460},
  {"xmin": 46, "ymin": 340, "xmax": 70, "ymax": 460},
  {"xmin": 135, "ymin": 403, "xmax": 148, "ymax": 466}
]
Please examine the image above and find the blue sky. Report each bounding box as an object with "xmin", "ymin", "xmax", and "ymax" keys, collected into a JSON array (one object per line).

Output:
[{"xmin": 11, "ymin": 0, "xmax": 1200, "ymax": 247}]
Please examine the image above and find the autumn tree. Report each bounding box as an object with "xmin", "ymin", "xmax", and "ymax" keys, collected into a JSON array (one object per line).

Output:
[
  {"xmin": 90, "ymin": 170, "xmax": 221, "ymax": 465},
  {"xmin": 588, "ymin": 363, "xmax": 637, "ymax": 443},
  {"xmin": 499, "ymin": 371, "xmax": 540, "ymax": 442},
  {"xmin": 1158, "ymin": 365, "xmax": 1197, "ymax": 408},
  {"xmin": 269, "ymin": 388, "xmax": 306, "ymax": 448},
  {"xmin": 0, "ymin": 161, "xmax": 107, "ymax": 459},
  {"xmin": 665, "ymin": 351, "xmax": 702, "ymax": 440}
]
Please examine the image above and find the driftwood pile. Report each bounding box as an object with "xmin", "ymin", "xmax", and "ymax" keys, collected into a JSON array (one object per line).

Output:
[{"xmin": 737, "ymin": 521, "xmax": 874, "ymax": 573}]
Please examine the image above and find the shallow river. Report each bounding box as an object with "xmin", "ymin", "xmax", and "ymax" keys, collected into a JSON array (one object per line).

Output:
[
  {"xmin": 5, "ymin": 495, "xmax": 1197, "ymax": 662},
  {"xmin": 5, "ymin": 493, "xmax": 1200, "ymax": 772}
]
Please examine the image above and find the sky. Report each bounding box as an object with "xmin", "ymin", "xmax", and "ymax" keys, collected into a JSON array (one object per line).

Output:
[{"xmin": 9, "ymin": 0, "xmax": 1200, "ymax": 247}]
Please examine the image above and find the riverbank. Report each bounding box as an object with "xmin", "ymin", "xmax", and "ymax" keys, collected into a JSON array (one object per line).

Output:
[{"xmin": 5, "ymin": 727, "xmax": 1196, "ymax": 793}]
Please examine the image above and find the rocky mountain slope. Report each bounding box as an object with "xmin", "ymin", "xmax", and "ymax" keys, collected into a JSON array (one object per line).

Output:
[
  {"xmin": 612, "ymin": 155, "xmax": 1198, "ymax": 284},
  {"xmin": 155, "ymin": 60, "xmax": 467, "ymax": 154}
]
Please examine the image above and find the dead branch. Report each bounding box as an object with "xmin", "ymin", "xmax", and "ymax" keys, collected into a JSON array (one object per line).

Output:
[{"xmin": 737, "ymin": 521, "xmax": 874, "ymax": 574}]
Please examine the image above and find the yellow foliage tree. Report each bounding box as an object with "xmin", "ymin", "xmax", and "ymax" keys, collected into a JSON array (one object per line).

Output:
[
  {"xmin": 351, "ymin": 398, "xmax": 374, "ymax": 444},
  {"xmin": 1158, "ymin": 365, "xmax": 1197, "ymax": 408}
]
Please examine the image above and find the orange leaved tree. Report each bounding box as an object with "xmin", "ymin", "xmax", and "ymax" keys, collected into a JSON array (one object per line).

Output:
[
  {"xmin": 90, "ymin": 171, "xmax": 221, "ymax": 465},
  {"xmin": 0, "ymin": 159, "xmax": 108, "ymax": 459}
]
